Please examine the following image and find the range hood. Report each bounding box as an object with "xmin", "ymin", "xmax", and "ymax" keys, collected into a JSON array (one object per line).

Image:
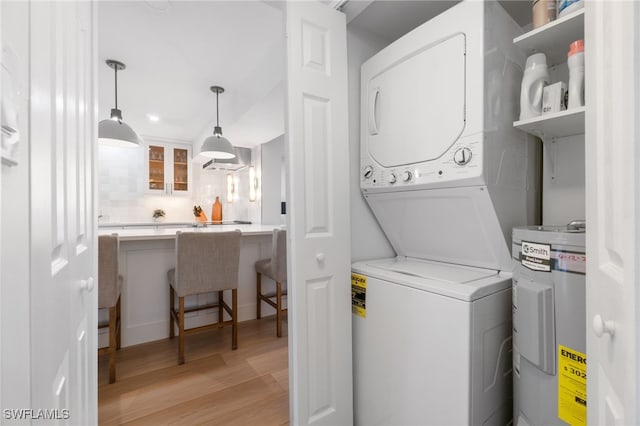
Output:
[{"xmin": 202, "ymin": 147, "xmax": 251, "ymax": 171}]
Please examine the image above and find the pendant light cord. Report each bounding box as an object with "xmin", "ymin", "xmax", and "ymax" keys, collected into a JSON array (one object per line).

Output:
[
  {"xmin": 216, "ymin": 90, "xmax": 219, "ymax": 126},
  {"xmin": 114, "ymin": 67, "xmax": 119, "ymax": 110}
]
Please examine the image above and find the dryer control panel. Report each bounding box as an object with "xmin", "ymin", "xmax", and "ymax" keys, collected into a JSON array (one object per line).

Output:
[{"xmin": 361, "ymin": 135, "xmax": 484, "ymax": 191}]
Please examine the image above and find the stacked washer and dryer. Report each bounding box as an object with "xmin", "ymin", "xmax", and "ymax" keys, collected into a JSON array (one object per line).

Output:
[{"xmin": 352, "ymin": 1, "xmax": 539, "ymax": 425}]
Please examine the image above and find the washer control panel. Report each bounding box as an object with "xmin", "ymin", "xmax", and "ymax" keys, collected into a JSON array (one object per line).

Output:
[
  {"xmin": 361, "ymin": 138, "xmax": 482, "ymax": 190},
  {"xmin": 453, "ymin": 147, "xmax": 472, "ymax": 165}
]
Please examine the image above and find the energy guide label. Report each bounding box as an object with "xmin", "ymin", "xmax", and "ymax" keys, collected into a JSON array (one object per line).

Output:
[
  {"xmin": 558, "ymin": 345, "xmax": 587, "ymax": 426},
  {"xmin": 351, "ymin": 273, "xmax": 366, "ymax": 318}
]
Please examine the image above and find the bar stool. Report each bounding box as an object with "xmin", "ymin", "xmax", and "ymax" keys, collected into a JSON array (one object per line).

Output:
[
  {"xmin": 98, "ymin": 234, "xmax": 122, "ymax": 384},
  {"xmin": 255, "ymin": 228, "xmax": 287, "ymax": 337},
  {"xmin": 168, "ymin": 230, "xmax": 241, "ymax": 365}
]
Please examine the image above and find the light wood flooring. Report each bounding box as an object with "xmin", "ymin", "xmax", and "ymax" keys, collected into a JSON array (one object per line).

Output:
[{"xmin": 98, "ymin": 316, "xmax": 289, "ymax": 425}]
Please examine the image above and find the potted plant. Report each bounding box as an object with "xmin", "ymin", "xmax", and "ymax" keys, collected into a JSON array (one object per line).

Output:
[{"xmin": 153, "ymin": 209, "xmax": 166, "ymax": 222}]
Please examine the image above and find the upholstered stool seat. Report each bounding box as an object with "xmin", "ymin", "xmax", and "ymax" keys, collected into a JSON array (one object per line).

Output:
[
  {"xmin": 255, "ymin": 228, "xmax": 287, "ymax": 337},
  {"xmin": 168, "ymin": 230, "xmax": 241, "ymax": 365},
  {"xmin": 98, "ymin": 234, "xmax": 122, "ymax": 384}
]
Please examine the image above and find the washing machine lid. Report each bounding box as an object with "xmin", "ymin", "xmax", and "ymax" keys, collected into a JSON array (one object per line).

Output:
[
  {"xmin": 352, "ymin": 257, "xmax": 510, "ymax": 302},
  {"xmin": 365, "ymin": 185, "xmax": 513, "ymax": 271},
  {"xmin": 367, "ymin": 257, "xmax": 497, "ymax": 282},
  {"xmin": 365, "ymin": 33, "xmax": 466, "ymax": 168}
]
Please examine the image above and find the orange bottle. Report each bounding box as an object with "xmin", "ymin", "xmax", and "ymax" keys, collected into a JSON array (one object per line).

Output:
[{"xmin": 212, "ymin": 196, "xmax": 223, "ymax": 224}]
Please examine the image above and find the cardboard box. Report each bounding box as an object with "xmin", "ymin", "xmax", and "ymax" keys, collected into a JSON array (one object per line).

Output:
[{"xmin": 542, "ymin": 82, "xmax": 568, "ymax": 114}]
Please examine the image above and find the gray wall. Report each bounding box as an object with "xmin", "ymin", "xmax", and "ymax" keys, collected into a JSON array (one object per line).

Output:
[
  {"xmin": 261, "ymin": 134, "xmax": 285, "ymax": 225},
  {"xmin": 347, "ymin": 24, "xmax": 395, "ymax": 262}
]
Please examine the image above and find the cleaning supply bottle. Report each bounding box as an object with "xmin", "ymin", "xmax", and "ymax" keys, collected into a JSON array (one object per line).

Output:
[
  {"xmin": 532, "ymin": 0, "xmax": 557, "ymax": 29},
  {"xmin": 520, "ymin": 53, "xmax": 550, "ymax": 120},
  {"xmin": 558, "ymin": 0, "xmax": 583, "ymax": 18},
  {"xmin": 567, "ymin": 39, "xmax": 585, "ymax": 109}
]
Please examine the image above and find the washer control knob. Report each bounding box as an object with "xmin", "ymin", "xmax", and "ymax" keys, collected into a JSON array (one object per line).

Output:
[
  {"xmin": 363, "ymin": 165, "xmax": 373, "ymax": 179},
  {"xmin": 453, "ymin": 147, "xmax": 472, "ymax": 165},
  {"xmin": 388, "ymin": 173, "xmax": 397, "ymax": 184},
  {"xmin": 401, "ymin": 171, "xmax": 412, "ymax": 182}
]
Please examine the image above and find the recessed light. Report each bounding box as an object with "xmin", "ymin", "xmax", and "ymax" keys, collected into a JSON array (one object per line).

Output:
[{"xmin": 147, "ymin": 114, "xmax": 159, "ymax": 122}]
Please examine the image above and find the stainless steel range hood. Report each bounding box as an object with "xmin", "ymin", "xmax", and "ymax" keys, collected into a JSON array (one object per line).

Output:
[{"xmin": 202, "ymin": 147, "xmax": 251, "ymax": 171}]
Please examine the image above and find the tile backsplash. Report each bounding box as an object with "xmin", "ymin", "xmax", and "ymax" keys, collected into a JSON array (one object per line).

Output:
[{"xmin": 98, "ymin": 144, "xmax": 261, "ymax": 224}]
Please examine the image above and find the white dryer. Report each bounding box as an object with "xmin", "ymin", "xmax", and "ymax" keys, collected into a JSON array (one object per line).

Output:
[{"xmin": 353, "ymin": 1, "xmax": 539, "ymax": 425}]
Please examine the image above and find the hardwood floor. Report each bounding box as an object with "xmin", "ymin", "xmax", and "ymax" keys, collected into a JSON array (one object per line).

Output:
[{"xmin": 99, "ymin": 316, "xmax": 289, "ymax": 425}]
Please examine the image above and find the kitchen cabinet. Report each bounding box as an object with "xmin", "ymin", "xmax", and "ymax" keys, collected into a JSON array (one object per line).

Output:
[{"xmin": 146, "ymin": 141, "xmax": 191, "ymax": 195}]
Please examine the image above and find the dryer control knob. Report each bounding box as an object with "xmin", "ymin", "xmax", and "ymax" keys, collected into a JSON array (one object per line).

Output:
[
  {"xmin": 401, "ymin": 171, "xmax": 412, "ymax": 182},
  {"xmin": 363, "ymin": 165, "xmax": 373, "ymax": 179},
  {"xmin": 453, "ymin": 147, "xmax": 472, "ymax": 165},
  {"xmin": 388, "ymin": 173, "xmax": 397, "ymax": 184}
]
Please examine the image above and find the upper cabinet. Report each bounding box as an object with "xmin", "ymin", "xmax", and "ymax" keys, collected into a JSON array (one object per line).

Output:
[
  {"xmin": 513, "ymin": 8, "xmax": 585, "ymax": 140},
  {"xmin": 146, "ymin": 141, "xmax": 192, "ymax": 195}
]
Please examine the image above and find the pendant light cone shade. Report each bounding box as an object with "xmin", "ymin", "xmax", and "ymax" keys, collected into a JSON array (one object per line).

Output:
[
  {"xmin": 99, "ymin": 60, "xmax": 141, "ymax": 147},
  {"xmin": 200, "ymin": 86, "xmax": 235, "ymax": 159}
]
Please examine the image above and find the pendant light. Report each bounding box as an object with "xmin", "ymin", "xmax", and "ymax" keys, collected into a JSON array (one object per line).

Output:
[
  {"xmin": 200, "ymin": 86, "xmax": 235, "ymax": 159},
  {"xmin": 99, "ymin": 59, "xmax": 141, "ymax": 147}
]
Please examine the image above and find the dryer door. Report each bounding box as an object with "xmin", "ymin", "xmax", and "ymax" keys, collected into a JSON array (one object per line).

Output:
[{"xmin": 366, "ymin": 33, "xmax": 466, "ymax": 168}]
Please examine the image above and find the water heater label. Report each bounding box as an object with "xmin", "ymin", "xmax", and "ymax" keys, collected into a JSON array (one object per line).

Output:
[
  {"xmin": 558, "ymin": 345, "xmax": 587, "ymax": 426},
  {"xmin": 351, "ymin": 273, "xmax": 367, "ymax": 318},
  {"xmin": 521, "ymin": 241, "xmax": 551, "ymax": 272}
]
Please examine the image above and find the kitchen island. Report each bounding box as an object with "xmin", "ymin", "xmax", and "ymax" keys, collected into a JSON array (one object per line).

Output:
[{"xmin": 98, "ymin": 223, "xmax": 282, "ymax": 348}]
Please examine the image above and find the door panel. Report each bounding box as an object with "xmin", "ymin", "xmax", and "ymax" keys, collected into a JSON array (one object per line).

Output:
[
  {"xmin": 30, "ymin": 1, "xmax": 97, "ymax": 423},
  {"xmin": 585, "ymin": 1, "xmax": 638, "ymax": 424},
  {"xmin": 285, "ymin": 2, "xmax": 352, "ymax": 425}
]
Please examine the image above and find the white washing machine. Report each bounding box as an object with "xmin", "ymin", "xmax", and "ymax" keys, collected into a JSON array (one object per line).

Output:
[
  {"xmin": 353, "ymin": 1, "xmax": 540, "ymax": 425},
  {"xmin": 352, "ymin": 258, "xmax": 513, "ymax": 425}
]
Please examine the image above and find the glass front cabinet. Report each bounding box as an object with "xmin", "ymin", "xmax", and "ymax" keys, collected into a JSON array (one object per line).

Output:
[{"xmin": 146, "ymin": 142, "xmax": 192, "ymax": 195}]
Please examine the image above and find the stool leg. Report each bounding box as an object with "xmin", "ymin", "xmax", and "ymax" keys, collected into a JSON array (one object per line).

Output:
[
  {"xmin": 232, "ymin": 289, "xmax": 238, "ymax": 350},
  {"xmin": 218, "ymin": 291, "xmax": 224, "ymax": 324},
  {"xmin": 108, "ymin": 306, "xmax": 117, "ymax": 384},
  {"xmin": 178, "ymin": 296, "xmax": 185, "ymax": 365},
  {"xmin": 169, "ymin": 286, "xmax": 175, "ymax": 339},
  {"xmin": 276, "ymin": 281, "xmax": 283, "ymax": 338},
  {"xmin": 116, "ymin": 295, "xmax": 122, "ymax": 350},
  {"xmin": 256, "ymin": 272, "xmax": 262, "ymax": 320}
]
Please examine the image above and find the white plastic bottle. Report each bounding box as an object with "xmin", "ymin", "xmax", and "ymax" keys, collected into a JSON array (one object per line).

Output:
[
  {"xmin": 567, "ymin": 40, "xmax": 585, "ymax": 109},
  {"xmin": 520, "ymin": 53, "xmax": 550, "ymax": 120}
]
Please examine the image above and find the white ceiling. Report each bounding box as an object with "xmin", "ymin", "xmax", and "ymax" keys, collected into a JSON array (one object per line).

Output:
[
  {"xmin": 99, "ymin": 1, "xmax": 531, "ymax": 149},
  {"xmin": 98, "ymin": 1, "xmax": 284, "ymax": 148},
  {"xmin": 348, "ymin": 0, "xmax": 532, "ymax": 44}
]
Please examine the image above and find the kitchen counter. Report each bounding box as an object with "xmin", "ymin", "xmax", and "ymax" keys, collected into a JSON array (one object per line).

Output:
[
  {"xmin": 98, "ymin": 224, "xmax": 279, "ymax": 241},
  {"xmin": 98, "ymin": 223, "xmax": 282, "ymax": 348}
]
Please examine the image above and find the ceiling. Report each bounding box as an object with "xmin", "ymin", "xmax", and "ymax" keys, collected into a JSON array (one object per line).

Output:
[
  {"xmin": 348, "ymin": 0, "xmax": 532, "ymax": 44},
  {"xmin": 98, "ymin": 1, "xmax": 284, "ymax": 148},
  {"xmin": 99, "ymin": 1, "xmax": 531, "ymax": 149}
]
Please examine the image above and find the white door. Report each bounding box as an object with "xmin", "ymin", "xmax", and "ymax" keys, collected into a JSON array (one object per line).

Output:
[
  {"xmin": 585, "ymin": 1, "xmax": 639, "ymax": 424},
  {"xmin": 0, "ymin": 0, "xmax": 3, "ymax": 410},
  {"xmin": 284, "ymin": 2, "xmax": 353, "ymax": 425},
  {"xmin": 30, "ymin": 1, "xmax": 97, "ymax": 424}
]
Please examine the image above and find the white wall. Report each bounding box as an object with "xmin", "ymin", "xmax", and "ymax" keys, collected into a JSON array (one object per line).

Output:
[
  {"xmin": 192, "ymin": 147, "xmax": 262, "ymax": 224},
  {"xmin": 542, "ymin": 134, "xmax": 585, "ymax": 225},
  {"xmin": 98, "ymin": 144, "xmax": 262, "ymax": 224},
  {"xmin": 540, "ymin": 63, "xmax": 586, "ymax": 225},
  {"xmin": 98, "ymin": 144, "xmax": 194, "ymax": 223},
  {"xmin": 1, "ymin": 0, "xmax": 30, "ymax": 412},
  {"xmin": 346, "ymin": 24, "xmax": 395, "ymax": 262},
  {"xmin": 261, "ymin": 134, "xmax": 285, "ymax": 225}
]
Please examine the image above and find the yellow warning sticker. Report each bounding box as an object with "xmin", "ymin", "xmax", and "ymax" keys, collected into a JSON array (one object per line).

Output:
[
  {"xmin": 558, "ymin": 345, "xmax": 587, "ymax": 426},
  {"xmin": 351, "ymin": 273, "xmax": 366, "ymax": 318}
]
